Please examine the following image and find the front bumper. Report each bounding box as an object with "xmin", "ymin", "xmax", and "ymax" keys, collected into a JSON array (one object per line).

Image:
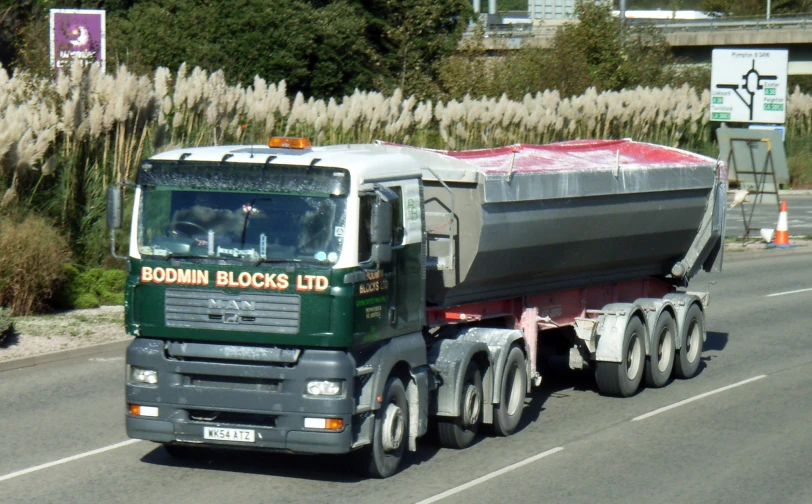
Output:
[{"xmin": 126, "ymin": 338, "xmax": 356, "ymax": 454}]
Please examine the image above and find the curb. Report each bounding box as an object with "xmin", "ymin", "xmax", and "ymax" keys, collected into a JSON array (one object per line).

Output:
[
  {"xmin": 723, "ymin": 240, "xmax": 812, "ymax": 262},
  {"xmin": 0, "ymin": 339, "xmax": 132, "ymax": 373}
]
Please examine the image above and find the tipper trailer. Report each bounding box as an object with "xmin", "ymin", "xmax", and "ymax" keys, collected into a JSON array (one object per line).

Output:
[{"xmin": 108, "ymin": 137, "xmax": 726, "ymax": 477}]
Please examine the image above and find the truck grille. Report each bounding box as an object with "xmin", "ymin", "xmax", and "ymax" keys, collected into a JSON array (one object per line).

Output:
[{"xmin": 165, "ymin": 289, "xmax": 301, "ymax": 334}]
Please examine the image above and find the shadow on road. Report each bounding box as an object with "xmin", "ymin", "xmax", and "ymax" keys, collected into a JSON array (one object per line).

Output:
[
  {"xmin": 141, "ymin": 444, "xmax": 368, "ymax": 482},
  {"xmin": 696, "ymin": 331, "xmax": 729, "ymax": 376},
  {"xmin": 705, "ymin": 331, "xmax": 729, "ymax": 352}
]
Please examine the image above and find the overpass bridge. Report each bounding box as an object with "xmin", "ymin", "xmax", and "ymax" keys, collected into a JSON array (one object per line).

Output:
[{"xmin": 480, "ymin": 15, "xmax": 812, "ymax": 74}]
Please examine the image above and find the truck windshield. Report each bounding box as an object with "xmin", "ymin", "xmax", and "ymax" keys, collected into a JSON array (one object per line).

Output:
[{"xmin": 137, "ymin": 188, "xmax": 347, "ymax": 264}]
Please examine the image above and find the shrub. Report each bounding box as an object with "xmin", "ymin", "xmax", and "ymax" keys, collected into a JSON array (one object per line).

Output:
[
  {"xmin": 73, "ymin": 292, "xmax": 101, "ymax": 309},
  {"xmin": 52, "ymin": 266, "xmax": 126, "ymax": 309},
  {"xmin": 0, "ymin": 306, "xmax": 13, "ymax": 345},
  {"xmin": 99, "ymin": 269, "xmax": 127, "ymax": 305},
  {"xmin": 0, "ymin": 216, "xmax": 72, "ymax": 315},
  {"xmin": 52, "ymin": 264, "xmax": 81, "ymax": 309}
]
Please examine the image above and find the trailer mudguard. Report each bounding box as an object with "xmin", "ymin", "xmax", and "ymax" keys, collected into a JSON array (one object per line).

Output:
[
  {"xmin": 428, "ymin": 337, "xmax": 491, "ymax": 418},
  {"xmin": 594, "ymin": 303, "xmax": 647, "ymax": 363}
]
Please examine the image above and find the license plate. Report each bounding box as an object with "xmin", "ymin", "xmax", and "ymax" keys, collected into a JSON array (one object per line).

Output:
[{"xmin": 203, "ymin": 427, "xmax": 256, "ymax": 443}]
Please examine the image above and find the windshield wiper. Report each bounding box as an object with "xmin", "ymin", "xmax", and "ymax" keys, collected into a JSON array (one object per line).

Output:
[
  {"xmin": 252, "ymin": 258, "xmax": 301, "ymax": 266},
  {"xmin": 146, "ymin": 252, "xmax": 205, "ymax": 261}
]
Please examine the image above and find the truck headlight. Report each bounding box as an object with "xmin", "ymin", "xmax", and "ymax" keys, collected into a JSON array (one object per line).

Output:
[
  {"xmin": 306, "ymin": 380, "xmax": 343, "ymax": 396},
  {"xmin": 128, "ymin": 366, "xmax": 158, "ymax": 385}
]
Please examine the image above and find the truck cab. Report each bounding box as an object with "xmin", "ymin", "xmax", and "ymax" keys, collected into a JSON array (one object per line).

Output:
[{"xmin": 116, "ymin": 138, "xmax": 430, "ymax": 477}]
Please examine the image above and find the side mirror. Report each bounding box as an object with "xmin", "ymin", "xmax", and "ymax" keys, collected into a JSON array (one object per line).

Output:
[{"xmin": 106, "ymin": 187, "xmax": 122, "ymax": 230}]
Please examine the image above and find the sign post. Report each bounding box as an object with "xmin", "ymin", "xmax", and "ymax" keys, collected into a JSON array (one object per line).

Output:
[
  {"xmin": 49, "ymin": 9, "xmax": 106, "ymax": 74},
  {"xmin": 710, "ymin": 49, "xmax": 788, "ymax": 124}
]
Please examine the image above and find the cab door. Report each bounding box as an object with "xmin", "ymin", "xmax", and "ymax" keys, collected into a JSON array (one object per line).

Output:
[{"xmin": 355, "ymin": 179, "xmax": 423, "ymax": 342}]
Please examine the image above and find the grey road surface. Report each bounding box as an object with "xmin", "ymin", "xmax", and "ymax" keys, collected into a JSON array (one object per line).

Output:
[
  {"xmin": 726, "ymin": 193, "xmax": 812, "ymax": 238},
  {"xmin": 2, "ymin": 250, "xmax": 811, "ymax": 504}
]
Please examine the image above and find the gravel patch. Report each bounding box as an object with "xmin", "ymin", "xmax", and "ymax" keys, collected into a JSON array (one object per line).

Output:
[{"xmin": 0, "ymin": 305, "xmax": 130, "ymax": 362}]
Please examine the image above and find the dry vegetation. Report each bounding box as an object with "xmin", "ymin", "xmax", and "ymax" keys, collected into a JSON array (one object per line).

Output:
[{"xmin": 4, "ymin": 60, "xmax": 812, "ymax": 213}]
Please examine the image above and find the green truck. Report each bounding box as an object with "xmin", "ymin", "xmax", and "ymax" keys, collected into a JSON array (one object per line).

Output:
[{"xmin": 108, "ymin": 137, "xmax": 726, "ymax": 477}]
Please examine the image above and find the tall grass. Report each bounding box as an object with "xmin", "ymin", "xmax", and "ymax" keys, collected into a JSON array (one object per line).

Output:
[{"xmin": 3, "ymin": 60, "xmax": 812, "ymax": 263}]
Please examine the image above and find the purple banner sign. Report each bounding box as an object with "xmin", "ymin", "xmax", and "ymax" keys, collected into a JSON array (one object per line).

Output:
[{"xmin": 50, "ymin": 9, "xmax": 106, "ymax": 73}]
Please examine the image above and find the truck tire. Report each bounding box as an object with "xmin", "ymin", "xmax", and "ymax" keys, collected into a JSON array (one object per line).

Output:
[
  {"xmin": 674, "ymin": 304, "xmax": 704, "ymax": 379},
  {"xmin": 491, "ymin": 346, "xmax": 526, "ymax": 437},
  {"xmin": 644, "ymin": 311, "xmax": 676, "ymax": 388},
  {"xmin": 596, "ymin": 316, "xmax": 645, "ymax": 397},
  {"xmin": 358, "ymin": 376, "xmax": 408, "ymax": 478},
  {"xmin": 438, "ymin": 361, "xmax": 483, "ymax": 449}
]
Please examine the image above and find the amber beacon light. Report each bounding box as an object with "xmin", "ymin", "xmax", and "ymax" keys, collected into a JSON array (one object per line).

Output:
[{"xmin": 268, "ymin": 137, "xmax": 312, "ymax": 149}]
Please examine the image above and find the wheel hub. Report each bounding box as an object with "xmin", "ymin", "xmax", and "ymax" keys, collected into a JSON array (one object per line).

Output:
[
  {"xmin": 462, "ymin": 383, "xmax": 481, "ymax": 427},
  {"xmin": 381, "ymin": 403, "xmax": 404, "ymax": 452},
  {"xmin": 686, "ymin": 322, "xmax": 700, "ymax": 361},
  {"xmin": 626, "ymin": 335, "xmax": 642, "ymax": 380},
  {"xmin": 657, "ymin": 327, "xmax": 673, "ymax": 372}
]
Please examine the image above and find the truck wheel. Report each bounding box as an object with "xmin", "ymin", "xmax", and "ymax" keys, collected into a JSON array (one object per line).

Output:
[
  {"xmin": 491, "ymin": 346, "xmax": 526, "ymax": 437},
  {"xmin": 644, "ymin": 312, "xmax": 676, "ymax": 388},
  {"xmin": 596, "ymin": 316, "xmax": 645, "ymax": 397},
  {"xmin": 438, "ymin": 361, "xmax": 483, "ymax": 449},
  {"xmin": 359, "ymin": 376, "xmax": 408, "ymax": 478},
  {"xmin": 674, "ymin": 304, "xmax": 704, "ymax": 379}
]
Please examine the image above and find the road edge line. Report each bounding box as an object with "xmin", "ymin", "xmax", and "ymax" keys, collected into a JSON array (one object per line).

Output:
[
  {"xmin": 414, "ymin": 446, "xmax": 564, "ymax": 504},
  {"xmin": 632, "ymin": 375, "xmax": 767, "ymax": 422},
  {"xmin": 0, "ymin": 439, "xmax": 141, "ymax": 482}
]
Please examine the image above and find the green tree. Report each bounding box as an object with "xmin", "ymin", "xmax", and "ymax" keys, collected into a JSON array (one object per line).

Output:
[
  {"xmin": 546, "ymin": 1, "xmax": 673, "ymax": 95},
  {"xmin": 440, "ymin": 1, "xmax": 683, "ymax": 100},
  {"xmin": 361, "ymin": 0, "xmax": 473, "ymax": 98}
]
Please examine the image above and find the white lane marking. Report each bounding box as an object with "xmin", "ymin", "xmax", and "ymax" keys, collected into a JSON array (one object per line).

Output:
[
  {"xmin": 766, "ymin": 287, "xmax": 812, "ymax": 298},
  {"xmin": 414, "ymin": 447, "xmax": 564, "ymax": 504},
  {"xmin": 0, "ymin": 439, "xmax": 140, "ymax": 482},
  {"xmin": 88, "ymin": 357, "xmax": 124, "ymax": 362},
  {"xmin": 632, "ymin": 375, "xmax": 767, "ymax": 422}
]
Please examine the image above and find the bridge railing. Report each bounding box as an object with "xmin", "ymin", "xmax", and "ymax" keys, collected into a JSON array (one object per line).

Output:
[
  {"xmin": 478, "ymin": 14, "xmax": 812, "ymax": 38},
  {"xmin": 647, "ymin": 15, "xmax": 812, "ymax": 33}
]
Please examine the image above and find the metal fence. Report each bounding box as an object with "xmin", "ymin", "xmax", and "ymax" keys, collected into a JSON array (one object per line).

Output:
[{"xmin": 479, "ymin": 14, "xmax": 812, "ymax": 39}]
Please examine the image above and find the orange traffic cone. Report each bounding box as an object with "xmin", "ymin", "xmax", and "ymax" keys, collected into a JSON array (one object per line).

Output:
[{"xmin": 773, "ymin": 200, "xmax": 790, "ymax": 247}]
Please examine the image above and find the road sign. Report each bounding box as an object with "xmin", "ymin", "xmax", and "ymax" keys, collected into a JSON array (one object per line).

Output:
[
  {"xmin": 710, "ymin": 49, "xmax": 788, "ymax": 124},
  {"xmin": 49, "ymin": 9, "xmax": 106, "ymax": 73}
]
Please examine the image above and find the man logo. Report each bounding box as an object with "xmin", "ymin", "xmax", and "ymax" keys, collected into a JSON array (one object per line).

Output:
[{"xmin": 208, "ymin": 299, "xmax": 255, "ymax": 311}]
